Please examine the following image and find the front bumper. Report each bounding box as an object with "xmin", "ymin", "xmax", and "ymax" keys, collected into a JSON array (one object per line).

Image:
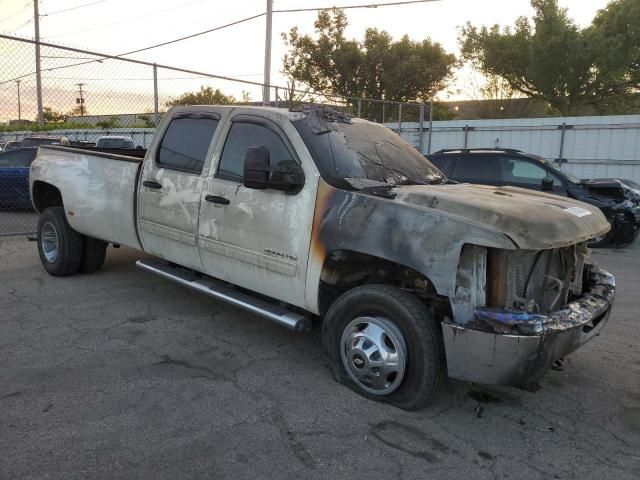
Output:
[{"xmin": 442, "ymin": 266, "xmax": 615, "ymax": 385}]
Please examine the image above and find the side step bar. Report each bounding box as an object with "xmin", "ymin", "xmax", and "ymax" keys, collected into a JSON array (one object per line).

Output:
[{"xmin": 136, "ymin": 259, "xmax": 311, "ymax": 332}]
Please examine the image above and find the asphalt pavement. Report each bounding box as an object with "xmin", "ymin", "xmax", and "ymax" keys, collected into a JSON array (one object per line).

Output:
[{"xmin": 0, "ymin": 236, "xmax": 638, "ymax": 479}]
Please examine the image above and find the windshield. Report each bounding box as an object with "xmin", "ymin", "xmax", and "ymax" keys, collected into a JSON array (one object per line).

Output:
[
  {"xmin": 543, "ymin": 160, "xmax": 582, "ymax": 184},
  {"xmin": 293, "ymin": 111, "xmax": 445, "ymax": 189},
  {"xmin": 97, "ymin": 138, "xmax": 134, "ymax": 149}
]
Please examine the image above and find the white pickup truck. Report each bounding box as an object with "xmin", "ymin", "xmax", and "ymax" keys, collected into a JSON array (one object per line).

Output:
[{"xmin": 30, "ymin": 105, "xmax": 615, "ymax": 409}]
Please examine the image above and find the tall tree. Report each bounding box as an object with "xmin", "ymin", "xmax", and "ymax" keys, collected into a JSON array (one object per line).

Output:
[
  {"xmin": 282, "ymin": 8, "xmax": 456, "ymax": 118},
  {"xmin": 459, "ymin": 0, "xmax": 640, "ymax": 116},
  {"xmin": 166, "ymin": 86, "xmax": 236, "ymax": 107}
]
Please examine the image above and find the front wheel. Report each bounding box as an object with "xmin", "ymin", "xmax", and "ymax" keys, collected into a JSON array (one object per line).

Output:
[
  {"xmin": 322, "ymin": 285, "xmax": 445, "ymax": 410},
  {"xmin": 37, "ymin": 207, "xmax": 83, "ymax": 276}
]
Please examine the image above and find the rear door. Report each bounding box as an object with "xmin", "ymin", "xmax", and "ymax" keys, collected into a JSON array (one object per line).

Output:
[
  {"xmin": 138, "ymin": 110, "xmax": 222, "ymax": 271},
  {"xmin": 197, "ymin": 111, "xmax": 318, "ymax": 309}
]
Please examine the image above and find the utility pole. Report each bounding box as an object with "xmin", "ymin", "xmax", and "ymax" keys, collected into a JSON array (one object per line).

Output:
[
  {"xmin": 34, "ymin": 0, "xmax": 44, "ymax": 126},
  {"xmin": 16, "ymin": 80, "xmax": 21, "ymax": 121},
  {"xmin": 263, "ymin": 0, "xmax": 273, "ymax": 106},
  {"xmin": 76, "ymin": 83, "xmax": 85, "ymax": 116}
]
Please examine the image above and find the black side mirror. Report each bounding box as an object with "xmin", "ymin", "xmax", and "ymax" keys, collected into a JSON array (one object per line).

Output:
[
  {"xmin": 270, "ymin": 160, "xmax": 305, "ymax": 193},
  {"xmin": 243, "ymin": 147, "xmax": 305, "ymax": 193},
  {"xmin": 541, "ymin": 176, "xmax": 554, "ymax": 191},
  {"xmin": 243, "ymin": 146, "xmax": 271, "ymax": 190}
]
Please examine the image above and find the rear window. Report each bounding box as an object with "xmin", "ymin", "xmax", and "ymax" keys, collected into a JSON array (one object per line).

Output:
[
  {"xmin": 453, "ymin": 156, "xmax": 502, "ymax": 182},
  {"xmin": 429, "ymin": 155, "xmax": 455, "ymax": 176},
  {"xmin": 157, "ymin": 116, "xmax": 219, "ymax": 174},
  {"xmin": 97, "ymin": 138, "xmax": 134, "ymax": 149},
  {"xmin": 21, "ymin": 138, "xmax": 60, "ymax": 148}
]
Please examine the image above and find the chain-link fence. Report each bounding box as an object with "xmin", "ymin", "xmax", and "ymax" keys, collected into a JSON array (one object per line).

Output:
[{"xmin": 0, "ymin": 34, "xmax": 432, "ymax": 236}]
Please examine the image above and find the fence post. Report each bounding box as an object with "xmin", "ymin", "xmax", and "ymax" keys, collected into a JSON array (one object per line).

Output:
[
  {"xmin": 418, "ymin": 102, "xmax": 425, "ymax": 153},
  {"xmin": 427, "ymin": 100, "xmax": 434, "ymax": 154},
  {"xmin": 274, "ymin": 87, "xmax": 279, "ymax": 108},
  {"xmin": 382, "ymin": 102, "xmax": 385, "ymax": 124},
  {"xmin": 357, "ymin": 98, "xmax": 362, "ymax": 118},
  {"xmin": 558, "ymin": 122, "xmax": 567, "ymax": 170},
  {"xmin": 463, "ymin": 125, "xmax": 470, "ymax": 148},
  {"xmin": 153, "ymin": 64, "xmax": 159, "ymax": 126},
  {"xmin": 398, "ymin": 102, "xmax": 402, "ymax": 133}
]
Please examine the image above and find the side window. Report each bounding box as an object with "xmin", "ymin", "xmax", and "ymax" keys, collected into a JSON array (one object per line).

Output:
[
  {"xmin": 217, "ymin": 121, "xmax": 295, "ymax": 181},
  {"xmin": 501, "ymin": 158, "xmax": 556, "ymax": 186},
  {"xmin": 0, "ymin": 150, "xmax": 33, "ymax": 167},
  {"xmin": 453, "ymin": 155, "xmax": 502, "ymax": 182},
  {"xmin": 157, "ymin": 116, "xmax": 219, "ymax": 174}
]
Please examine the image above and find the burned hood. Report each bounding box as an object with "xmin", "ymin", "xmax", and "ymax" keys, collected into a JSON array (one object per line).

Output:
[{"xmin": 393, "ymin": 183, "xmax": 610, "ymax": 249}]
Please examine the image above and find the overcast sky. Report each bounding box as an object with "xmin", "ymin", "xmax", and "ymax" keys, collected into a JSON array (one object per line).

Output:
[{"xmin": 0, "ymin": 0, "xmax": 612, "ymax": 118}]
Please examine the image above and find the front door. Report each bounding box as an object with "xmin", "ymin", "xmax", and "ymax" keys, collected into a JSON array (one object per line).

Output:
[
  {"xmin": 197, "ymin": 112, "xmax": 318, "ymax": 309},
  {"xmin": 138, "ymin": 111, "xmax": 221, "ymax": 270}
]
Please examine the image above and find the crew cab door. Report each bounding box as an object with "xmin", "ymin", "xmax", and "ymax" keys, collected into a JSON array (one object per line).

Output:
[
  {"xmin": 138, "ymin": 110, "xmax": 221, "ymax": 270},
  {"xmin": 197, "ymin": 112, "xmax": 318, "ymax": 309}
]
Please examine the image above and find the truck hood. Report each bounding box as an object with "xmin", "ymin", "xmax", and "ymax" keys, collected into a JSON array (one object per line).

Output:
[{"xmin": 393, "ymin": 183, "xmax": 610, "ymax": 249}]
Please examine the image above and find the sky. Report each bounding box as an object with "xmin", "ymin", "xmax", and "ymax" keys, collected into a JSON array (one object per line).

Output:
[{"xmin": 0, "ymin": 0, "xmax": 612, "ymax": 121}]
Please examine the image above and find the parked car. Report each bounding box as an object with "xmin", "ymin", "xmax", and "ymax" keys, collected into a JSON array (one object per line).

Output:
[
  {"xmin": 96, "ymin": 136, "xmax": 135, "ymax": 149},
  {"xmin": 20, "ymin": 136, "xmax": 69, "ymax": 148},
  {"xmin": 428, "ymin": 148, "xmax": 640, "ymax": 247},
  {"xmin": 29, "ymin": 106, "xmax": 615, "ymax": 409},
  {"xmin": 0, "ymin": 147, "xmax": 38, "ymax": 209},
  {"xmin": 4, "ymin": 140, "xmax": 22, "ymax": 151},
  {"xmin": 0, "ymin": 141, "xmax": 6, "ymax": 152}
]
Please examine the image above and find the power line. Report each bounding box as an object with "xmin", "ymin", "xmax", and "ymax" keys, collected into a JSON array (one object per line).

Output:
[
  {"xmin": 42, "ymin": 0, "xmax": 107, "ymax": 16},
  {"xmin": 0, "ymin": 3, "xmax": 31, "ymax": 26},
  {"xmin": 274, "ymin": 0, "xmax": 440, "ymax": 13},
  {"xmin": 44, "ymin": 0, "xmax": 209, "ymax": 38}
]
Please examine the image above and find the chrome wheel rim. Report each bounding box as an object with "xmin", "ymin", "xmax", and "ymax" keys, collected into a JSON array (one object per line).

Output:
[
  {"xmin": 41, "ymin": 221, "xmax": 59, "ymax": 263},
  {"xmin": 340, "ymin": 316, "xmax": 407, "ymax": 396}
]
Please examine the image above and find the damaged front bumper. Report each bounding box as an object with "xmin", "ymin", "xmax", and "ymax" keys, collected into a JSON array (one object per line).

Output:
[{"xmin": 442, "ymin": 266, "xmax": 615, "ymax": 386}]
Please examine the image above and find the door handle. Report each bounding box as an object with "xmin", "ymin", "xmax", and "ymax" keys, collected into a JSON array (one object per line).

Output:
[
  {"xmin": 143, "ymin": 180, "xmax": 162, "ymax": 189},
  {"xmin": 205, "ymin": 195, "xmax": 230, "ymax": 205}
]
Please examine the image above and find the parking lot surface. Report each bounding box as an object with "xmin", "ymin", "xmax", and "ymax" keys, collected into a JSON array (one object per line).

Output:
[{"xmin": 1, "ymin": 236, "xmax": 639, "ymax": 479}]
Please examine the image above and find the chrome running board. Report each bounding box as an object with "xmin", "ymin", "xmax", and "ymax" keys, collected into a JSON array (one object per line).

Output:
[{"xmin": 136, "ymin": 259, "xmax": 310, "ymax": 332}]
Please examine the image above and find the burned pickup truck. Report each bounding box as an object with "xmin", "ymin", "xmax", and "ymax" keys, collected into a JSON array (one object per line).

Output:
[{"xmin": 29, "ymin": 105, "xmax": 615, "ymax": 409}]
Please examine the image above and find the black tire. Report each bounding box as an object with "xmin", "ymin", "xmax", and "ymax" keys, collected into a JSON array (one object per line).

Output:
[
  {"xmin": 79, "ymin": 236, "xmax": 108, "ymax": 273},
  {"xmin": 37, "ymin": 207, "xmax": 83, "ymax": 276},
  {"xmin": 322, "ymin": 284, "xmax": 445, "ymax": 410},
  {"xmin": 589, "ymin": 228, "xmax": 614, "ymax": 248}
]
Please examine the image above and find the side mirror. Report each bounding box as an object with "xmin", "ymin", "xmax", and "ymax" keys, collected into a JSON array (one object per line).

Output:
[
  {"xmin": 270, "ymin": 160, "xmax": 305, "ymax": 193},
  {"xmin": 243, "ymin": 146, "xmax": 271, "ymax": 190},
  {"xmin": 243, "ymin": 147, "xmax": 305, "ymax": 193},
  {"xmin": 541, "ymin": 176, "xmax": 554, "ymax": 191}
]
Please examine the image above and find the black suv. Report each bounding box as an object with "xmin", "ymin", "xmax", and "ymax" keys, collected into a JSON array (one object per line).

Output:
[{"xmin": 427, "ymin": 148, "xmax": 640, "ymax": 247}]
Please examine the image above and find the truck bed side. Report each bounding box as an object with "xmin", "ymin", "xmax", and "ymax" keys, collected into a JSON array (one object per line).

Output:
[{"xmin": 30, "ymin": 145, "xmax": 143, "ymax": 249}]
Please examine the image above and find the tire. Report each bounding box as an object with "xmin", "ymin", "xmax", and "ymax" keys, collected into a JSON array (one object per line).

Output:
[
  {"xmin": 79, "ymin": 236, "xmax": 108, "ymax": 273},
  {"xmin": 589, "ymin": 228, "xmax": 614, "ymax": 248},
  {"xmin": 37, "ymin": 207, "xmax": 83, "ymax": 276},
  {"xmin": 322, "ymin": 284, "xmax": 445, "ymax": 410}
]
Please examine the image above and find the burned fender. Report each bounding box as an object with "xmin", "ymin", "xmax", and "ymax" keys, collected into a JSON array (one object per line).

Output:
[{"xmin": 304, "ymin": 179, "xmax": 516, "ymax": 313}]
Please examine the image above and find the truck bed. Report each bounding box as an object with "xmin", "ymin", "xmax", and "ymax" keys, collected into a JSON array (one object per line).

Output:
[{"xmin": 31, "ymin": 145, "xmax": 143, "ymax": 249}]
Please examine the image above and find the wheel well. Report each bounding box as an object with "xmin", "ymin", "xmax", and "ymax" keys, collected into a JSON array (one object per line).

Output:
[
  {"xmin": 318, "ymin": 249, "xmax": 451, "ymax": 318},
  {"xmin": 32, "ymin": 181, "xmax": 63, "ymax": 213}
]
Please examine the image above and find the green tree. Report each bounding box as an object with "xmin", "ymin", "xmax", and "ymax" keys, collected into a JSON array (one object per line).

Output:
[
  {"xmin": 282, "ymin": 8, "xmax": 456, "ymax": 118},
  {"xmin": 166, "ymin": 86, "xmax": 236, "ymax": 107},
  {"xmin": 459, "ymin": 0, "xmax": 640, "ymax": 116},
  {"xmin": 41, "ymin": 107, "xmax": 66, "ymax": 123}
]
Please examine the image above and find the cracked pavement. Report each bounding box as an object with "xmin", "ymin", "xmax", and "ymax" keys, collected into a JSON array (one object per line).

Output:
[{"xmin": 0, "ymin": 236, "xmax": 638, "ymax": 479}]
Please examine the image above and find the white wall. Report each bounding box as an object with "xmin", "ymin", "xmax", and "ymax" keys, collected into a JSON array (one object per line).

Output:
[{"xmin": 388, "ymin": 115, "xmax": 640, "ymax": 183}]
